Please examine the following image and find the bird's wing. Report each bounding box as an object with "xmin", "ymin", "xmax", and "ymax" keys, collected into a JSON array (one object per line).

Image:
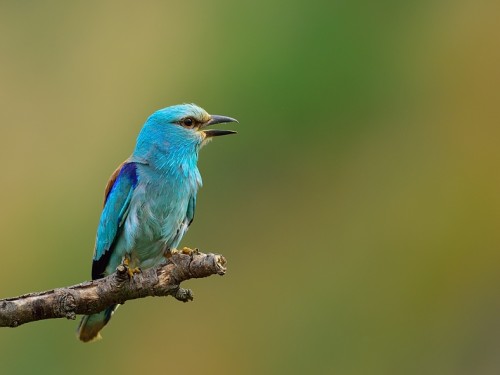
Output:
[
  {"xmin": 186, "ymin": 194, "xmax": 196, "ymax": 227},
  {"xmin": 91, "ymin": 161, "xmax": 139, "ymax": 280}
]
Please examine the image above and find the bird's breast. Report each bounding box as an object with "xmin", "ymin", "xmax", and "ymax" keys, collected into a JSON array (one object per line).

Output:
[{"xmin": 124, "ymin": 164, "xmax": 200, "ymax": 258}]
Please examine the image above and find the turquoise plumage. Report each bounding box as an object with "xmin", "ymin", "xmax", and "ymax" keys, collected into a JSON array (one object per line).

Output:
[{"xmin": 77, "ymin": 104, "xmax": 237, "ymax": 342}]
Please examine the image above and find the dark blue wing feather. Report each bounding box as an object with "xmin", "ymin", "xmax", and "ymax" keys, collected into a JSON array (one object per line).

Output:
[
  {"xmin": 91, "ymin": 162, "xmax": 138, "ymax": 280},
  {"xmin": 186, "ymin": 195, "xmax": 196, "ymax": 226}
]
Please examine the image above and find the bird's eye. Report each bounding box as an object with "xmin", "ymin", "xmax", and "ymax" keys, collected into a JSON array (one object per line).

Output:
[{"xmin": 182, "ymin": 118, "xmax": 195, "ymax": 128}]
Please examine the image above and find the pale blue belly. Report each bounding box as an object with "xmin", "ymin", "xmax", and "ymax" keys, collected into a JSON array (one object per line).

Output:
[{"xmin": 105, "ymin": 175, "xmax": 195, "ymax": 275}]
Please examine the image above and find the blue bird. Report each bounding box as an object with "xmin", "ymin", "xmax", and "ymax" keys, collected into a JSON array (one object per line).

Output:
[{"xmin": 77, "ymin": 104, "xmax": 237, "ymax": 342}]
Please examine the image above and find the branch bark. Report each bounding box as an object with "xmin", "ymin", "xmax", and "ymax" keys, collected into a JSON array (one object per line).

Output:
[{"xmin": 0, "ymin": 250, "xmax": 226, "ymax": 328}]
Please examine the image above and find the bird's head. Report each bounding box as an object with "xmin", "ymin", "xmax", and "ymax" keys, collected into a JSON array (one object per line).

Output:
[{"xmin": 134, "ymin": 104, "xmax": 237, "ymax": 160}]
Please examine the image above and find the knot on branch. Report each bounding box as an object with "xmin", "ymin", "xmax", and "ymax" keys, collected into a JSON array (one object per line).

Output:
[
  {"xmin": 173, "ymin": 287, "xmax": 194, "ymax": 302},
  {"xmin": 0, "ymin": 300, "xmax": 18, "ymax": 327},
  {"xmin": 57, "ymin": 291, "xmax": 77, "ymax": 320},
  {"xmin": 110, "ymin": 264, "xmax": 133, "ymax": 289}
]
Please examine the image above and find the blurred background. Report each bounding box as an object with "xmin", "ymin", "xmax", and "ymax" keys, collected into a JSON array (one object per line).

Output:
[{"xmin": 0, "ymin": 1, "xmax": 499, "ymax": 374}]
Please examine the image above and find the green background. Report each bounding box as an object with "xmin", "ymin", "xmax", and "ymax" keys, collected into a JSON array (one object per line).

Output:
[{"xmin": 0, "ymin": 1, "xmax": 499, "ymax": 374}]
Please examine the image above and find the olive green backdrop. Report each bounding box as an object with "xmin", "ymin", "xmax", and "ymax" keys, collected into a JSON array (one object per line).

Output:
[{"xmin": 0, "ymin": 1, "xmax": 499, "ymax": 374}]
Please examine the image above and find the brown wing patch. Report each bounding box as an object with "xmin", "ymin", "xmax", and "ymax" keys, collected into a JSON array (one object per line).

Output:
[{"xmin": 103, "ymin": 161, "xmax": 127, "ymax": 206}]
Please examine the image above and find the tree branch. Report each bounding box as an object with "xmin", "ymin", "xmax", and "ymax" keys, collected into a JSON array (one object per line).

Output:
[{"xmin": 0, "ymin": 250, "xmax": 226, "ymax": 328}]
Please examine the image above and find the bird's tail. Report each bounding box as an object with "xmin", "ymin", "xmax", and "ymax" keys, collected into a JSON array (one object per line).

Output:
[{"xmin": 77, "ymin": 305, "xmax": 118, "ymax": 343}]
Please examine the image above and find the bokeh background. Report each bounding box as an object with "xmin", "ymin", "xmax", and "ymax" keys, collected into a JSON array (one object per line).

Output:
[{"xmin": 0, "ymin": 1, "xmax": 499, "ymax": 374}]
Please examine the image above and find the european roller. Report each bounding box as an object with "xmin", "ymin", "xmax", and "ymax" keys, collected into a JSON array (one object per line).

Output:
[{"xmin": 77, "ymin": 104, "xmax": 237, "ymax": 342}]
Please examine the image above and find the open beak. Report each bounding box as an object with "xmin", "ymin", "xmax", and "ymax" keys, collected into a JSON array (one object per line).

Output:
[{"xmin": 202, "ymin": 115, "xmax": 238, "ymax": 138}]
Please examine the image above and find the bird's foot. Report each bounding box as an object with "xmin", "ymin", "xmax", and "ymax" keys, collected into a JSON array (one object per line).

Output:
[
  {"xmin": 122, "ymin": 255, "xmax": 130, "ymax": 267},
  {"xmin": 120, "ymin": 255, "xmax": 141, "ymax": 278},
  {"xmin": 164, "ymin": 247, "xmax": 198, "ymax": 261},
  {"xmin": 181, "ymin": 247, "xmax": 199, "ymax": 256},
  {"xmin": 164, "ymin": 248, "xmax": 179, "ymax": 259},
  {"xmin": 127, "ymin": 267, "xmax": 142, "ymax": 279}
]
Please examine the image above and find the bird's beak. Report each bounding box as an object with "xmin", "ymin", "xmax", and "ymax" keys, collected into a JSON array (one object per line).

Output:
[{"xmin": 202, "ymin": 115, "xmax": 238, "ymax": 138}]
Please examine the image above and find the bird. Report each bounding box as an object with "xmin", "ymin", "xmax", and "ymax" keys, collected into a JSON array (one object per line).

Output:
[{"xmin": 77, "ymin": 103, "xmax": 237, "ymax": 342}]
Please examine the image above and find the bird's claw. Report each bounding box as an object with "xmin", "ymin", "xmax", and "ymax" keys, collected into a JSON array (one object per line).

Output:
[
  {"xmin": 181, "ymin": 247, "xmax": 199, "ymax": 256},
  {"xmin": 164, "ymin": 248, "xmax": 178, "ymax": 259},
  {"xmin": 164, "ymin": 247, "xmax": 199, "ymax": 260},
  {"xmin": 120, "ymin": 255, "xmax": 141, "ymax": 278},
  {"xmin": 127, "ymin": 267, "xmax": 141, "ymax": 279}
]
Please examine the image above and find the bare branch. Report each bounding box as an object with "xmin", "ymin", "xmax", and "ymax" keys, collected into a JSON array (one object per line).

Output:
[{"xmin": 0, "ymin": 250, "xmax": 226, "ymax": 328}]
